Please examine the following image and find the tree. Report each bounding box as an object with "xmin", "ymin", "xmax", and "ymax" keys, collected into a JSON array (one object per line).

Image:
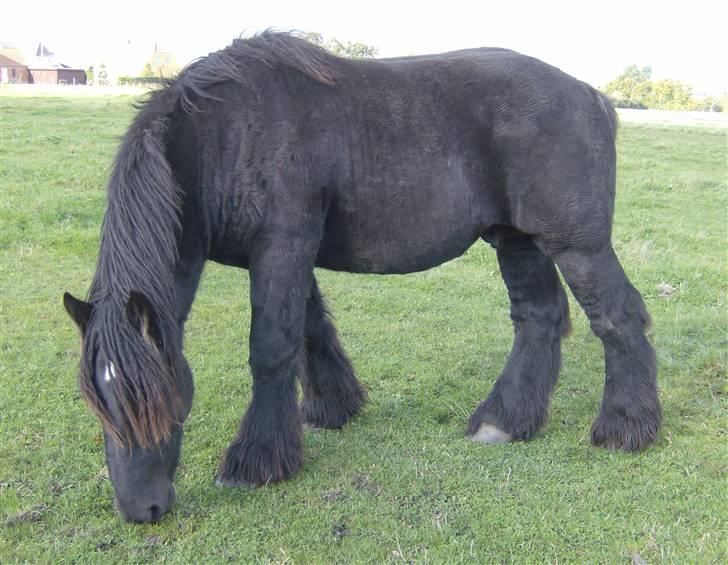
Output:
[
  {"xmin": 303, "ymin": 32, "xmax": 378, "ymax": 58},
  {"xmin": 602, "ymin": 65, "xmax": 653, "ymax": 109},
  {"xmin": 648, "ymin": 79, "xmax": 693, "ymax": 110},
  {"xmin": 602, "ymin": 65, "xmax": 717, "ymax": 111},
  {"xmin": 141, "ymin": 63, "xmax": 154, "ymax": 78},
  {"xmin": 622, "ymin": 64, "xmax": 652, "ymax": 83},
  {"xmin": 86, "ymin": 66, "xmax": 94, "ymax": 83}
]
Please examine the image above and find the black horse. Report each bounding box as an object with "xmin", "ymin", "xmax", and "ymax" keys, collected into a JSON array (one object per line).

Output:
[{"xmin": 64, "ymin": 32, "xmax": 660, "ymax": 523}]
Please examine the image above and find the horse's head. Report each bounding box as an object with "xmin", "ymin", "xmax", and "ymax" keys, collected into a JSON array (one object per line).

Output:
[{"xmin": 64, "ymin": 291, "xmax": 193, "ymax": 523}]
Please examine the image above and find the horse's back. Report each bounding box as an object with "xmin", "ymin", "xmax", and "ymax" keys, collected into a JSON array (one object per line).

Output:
[
  {"xmin": 192, "ymin": 45, "xmax": 617, "ymax": 273},
  {"xmin": 308, "ymin": 50, "xmax": 615, "ymax": 272}
]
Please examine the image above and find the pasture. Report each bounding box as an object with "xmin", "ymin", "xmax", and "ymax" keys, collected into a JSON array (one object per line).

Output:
[{"xmin": 1, "ymin": 94, "xmax": 726, "ymax": 562}]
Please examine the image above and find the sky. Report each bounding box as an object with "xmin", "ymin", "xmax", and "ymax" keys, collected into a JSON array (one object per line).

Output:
[{"xmin": 2, "ymin": 0, "xmax": 725, "ymax": 94}]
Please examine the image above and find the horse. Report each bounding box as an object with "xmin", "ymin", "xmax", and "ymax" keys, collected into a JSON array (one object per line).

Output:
[{"xmin": 63, "ymin": 32, "xmax": 660, "ymax": 523}]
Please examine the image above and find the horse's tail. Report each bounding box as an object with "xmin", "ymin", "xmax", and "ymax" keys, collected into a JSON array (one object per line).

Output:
[{"xmin": 594, "ymin": 89, "xmax": 619, "ymax": 138}]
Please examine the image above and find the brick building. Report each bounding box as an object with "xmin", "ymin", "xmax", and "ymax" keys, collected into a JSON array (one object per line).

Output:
[
  {"xmin": 0, "ymin": 43, "xmax": 31, "ymax": 83},
  {"xmin": 28, "ymin": 43, "xmax": 86, "ymax": 85}
]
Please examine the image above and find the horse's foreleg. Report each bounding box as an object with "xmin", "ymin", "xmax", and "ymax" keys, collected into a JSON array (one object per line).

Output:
[
  {"xmin": 300, "ymin": 277, "xmax": 366, "ymax": 429},
  {"xmin": 174, "ymin": 252, "xmax": 205, "ymax": 333},
  {"xmin": 468, "ymin": 234, "xmax": 570, "ymax": 443},
  {"xmin": 217, "ymin": 235, "xmax": 316, "ymax": 487},
  {"xmin": 172, "ymin": 251, "xmax": 206, "ymax": 414}
]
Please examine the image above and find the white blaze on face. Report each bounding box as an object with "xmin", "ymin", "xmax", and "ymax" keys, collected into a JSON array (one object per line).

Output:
[{"xmin": 104, "ymin": 362, "xmax": 117, "ymax": 382}]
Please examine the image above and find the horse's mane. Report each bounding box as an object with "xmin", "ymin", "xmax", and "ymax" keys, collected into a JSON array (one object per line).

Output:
[
  {"xmin": 171, "ymin": 31, "xmax": 337, "ymax": 112},
  {"xmin": 82, "ymin": 31, "xmax": 338, "ymax": 448},
  {"xmin": 84, "ymin": 104, "xmax": 184, "ymax": 448}
]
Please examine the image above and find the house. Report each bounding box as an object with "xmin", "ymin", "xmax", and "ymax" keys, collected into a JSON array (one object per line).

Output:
[
  {"xmin": 28, "ymin": 43, "xmax": 86, "ymax": 85},
  {"xmin": 92, "ymin": 39, "xmax": 180, "ymax": 85},
  {"xmin": 150, "ymin": 44, "xmax": 179, "ymax": 78},
  {"xmin": 0, "ymin": 43, "xmax": 31, "ymax": 83}
]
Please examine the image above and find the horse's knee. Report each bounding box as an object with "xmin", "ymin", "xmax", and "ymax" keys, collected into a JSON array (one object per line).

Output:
[
  {"xmin": 588, "ymin": 315, "xmax": 620, "ymax": 341},
  {"xmin": 249, "ymin": 337, "xmax": 300, "ymax": 379},
  {"xmin": 588, "ymin": 281, "xmax": 650, "ymax": 341}
]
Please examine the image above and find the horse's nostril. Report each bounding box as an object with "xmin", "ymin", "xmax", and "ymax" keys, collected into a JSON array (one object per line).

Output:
[{"xmin": 115, "ymin": 484, "xmax": 174, "ymax": 522}]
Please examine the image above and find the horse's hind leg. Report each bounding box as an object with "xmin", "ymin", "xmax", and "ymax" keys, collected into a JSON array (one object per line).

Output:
[
  {"xmin": 547, "ymin": 243, "xmax": 660, "ymax": 450},
  {"xmin": 468, "ymin": 232, "xmax": 570, "ymax": 443},
  {"xmin": 300, "ymin": 277, "xmax": 366, "ymax": 429}
]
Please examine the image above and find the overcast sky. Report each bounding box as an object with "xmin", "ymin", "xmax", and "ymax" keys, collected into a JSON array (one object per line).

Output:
[{"xmin": 2, "ymin": 0, "xmax": 725, "ymax": 94}]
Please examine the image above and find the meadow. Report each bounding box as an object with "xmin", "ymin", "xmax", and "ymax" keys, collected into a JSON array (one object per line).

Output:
[{"xmin": 1, "ymin": 94, "xmax": 726, "ymax": 562}]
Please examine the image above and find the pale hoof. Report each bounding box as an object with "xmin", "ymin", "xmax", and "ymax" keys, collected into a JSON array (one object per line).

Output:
[
  {"xmin": 469, "ymin": 423, "xmax": 512, "ymax": 444},
  {"xmin": 214, "ymin": 476, "xmax": 255, "ymax": 489}
]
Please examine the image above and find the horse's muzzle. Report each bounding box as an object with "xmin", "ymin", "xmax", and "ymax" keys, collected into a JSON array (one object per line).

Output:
[{"xmin": 115, "ymin": 483, "xmax": 176, "ymax": 523}]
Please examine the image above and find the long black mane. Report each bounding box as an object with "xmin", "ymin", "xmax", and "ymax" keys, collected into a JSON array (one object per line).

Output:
[
  {"xmin": 92, "ymin": 31, "xmax": 338, "ymax": 302},
  {"xmin": 83, "ymin": 32, "xmax": 338, "ymax": 447},
  {"xmin": 171, "ymin": 31, "xmax": 337, "ymax": 111}
]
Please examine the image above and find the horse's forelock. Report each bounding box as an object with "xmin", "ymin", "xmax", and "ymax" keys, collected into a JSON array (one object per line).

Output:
[{"xmin": 79, "ymin": 310, "xmax": 183, "ymax": 450}]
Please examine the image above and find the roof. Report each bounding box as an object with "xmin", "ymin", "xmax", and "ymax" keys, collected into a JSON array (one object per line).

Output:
[
  {"xmin": 0, "ymin": 54, "xmax": 27, "ymax": 67},
  {"xmin": 0, "ymin": 43, "xmax": 27, "ymax": 65},
  {"xmin": 29, "ymin": 63, "xmax": 73, "ymax": 69},
  {"xmin": 36, "ymin": 43, "xmax": 54, "ymax": 57},
  {"xmin": 29, "ymin": 42, "xmax": 80, "ymax": 70}
]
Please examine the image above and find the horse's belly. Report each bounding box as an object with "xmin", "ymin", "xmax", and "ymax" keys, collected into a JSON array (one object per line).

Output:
[{"xmin": 316, "ymin": 188, "xmax": 481, "ymax": 274}]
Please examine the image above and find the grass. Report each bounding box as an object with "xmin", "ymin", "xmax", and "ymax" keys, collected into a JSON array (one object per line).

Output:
[{"xmin": 1, "ymin": 94, "xmax": 726, "ymax": 563}]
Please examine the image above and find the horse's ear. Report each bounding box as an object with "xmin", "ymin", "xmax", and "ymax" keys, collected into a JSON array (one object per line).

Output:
[
  {"xmin": 126, "ymin": 290, "xmax": 163, "ymax": 348},
  {"xmin": 63, "ymin": 292, "xmax": 93, "ymax": 334}
]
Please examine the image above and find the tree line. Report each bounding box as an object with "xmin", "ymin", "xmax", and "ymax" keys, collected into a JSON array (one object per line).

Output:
[{"xmin": 602, "ymin": 65, "xmax": 723, "ymax": 112}]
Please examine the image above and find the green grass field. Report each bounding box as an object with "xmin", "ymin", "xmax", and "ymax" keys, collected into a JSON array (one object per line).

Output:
[{"xmin": 1, "ymin": 95, "xmax": 726, "ymax": 563}]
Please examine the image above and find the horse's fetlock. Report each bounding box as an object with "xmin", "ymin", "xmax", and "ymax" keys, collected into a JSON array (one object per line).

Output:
[{"xmin": 218, "ymin": 427, "xmax": 303, "ymax": 486}]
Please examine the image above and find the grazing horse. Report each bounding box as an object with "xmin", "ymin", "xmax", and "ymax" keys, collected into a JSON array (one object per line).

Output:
[{"xmin": 63, "ymin": 32, "xmax": 660, "ymax": 523}]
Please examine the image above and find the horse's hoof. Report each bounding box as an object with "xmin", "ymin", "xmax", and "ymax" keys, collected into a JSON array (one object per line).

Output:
[
  {"xmin": 469, "ymin": 423, "xmax": 512, "ymax": 444},
  {"xmin": 214, "ymin": 475, "xmax": 255, "ymax": 489},
  {"xmin": 590, "ymin": 410, "xmax": 660, "ymax": 452}
]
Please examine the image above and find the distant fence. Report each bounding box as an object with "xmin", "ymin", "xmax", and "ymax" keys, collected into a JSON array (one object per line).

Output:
[
  {"xmin": 0, "ymin": 83, "xmax": 153, "ymax": 97},
  {"xmin": 617, "ymin": 109, "xmax": 727, "ymax": 129},
  {"xmin": 116, "ymin": 76, "xmax": 167, "ymax": 87}
]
